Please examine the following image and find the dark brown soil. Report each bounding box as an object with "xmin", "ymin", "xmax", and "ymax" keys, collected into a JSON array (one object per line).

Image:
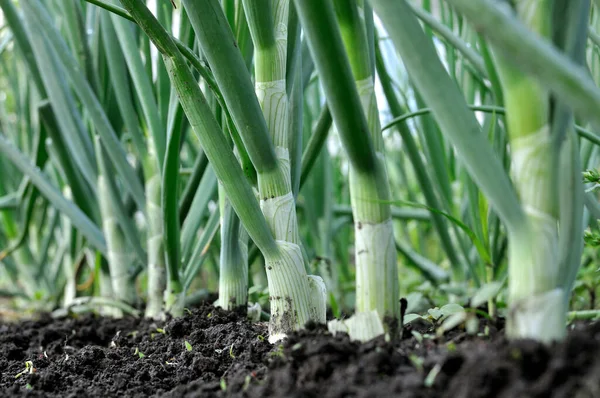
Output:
[{"xmin": 1, "ymin": 301, "xmax": 599, "ymax": 398}]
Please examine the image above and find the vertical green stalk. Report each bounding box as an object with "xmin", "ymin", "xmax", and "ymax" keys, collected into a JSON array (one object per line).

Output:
[
  {"xmin": 121, "ymin": 0, "xmax": 324, "ymax": 341},
  {"xmin": 144, "ymin": 166, "xmax": 165, "ymax": 318},
  {"xmin": 492, "ymin": 0, "xmax": 563, "ymax": 342},
  {"xmin": 184, "ymin": 0, "xmax": 325, "ymax": 341},
  {"xmin": 0, "ymin": 210, "xmax": 38, "ymax": 298},
  {"xmin": 60, "ymin": 188, "xmax": 77, "ymax": 307},
  {"xmin": 217, "ymin": 186, "xmax": 249, "ymax": 310},
  {"xmin": 242, "ymin": 1, "xmax": 300, "ymax": 246},
  {"xmin": 333, "ymin": 0, "xmax": 399, "ymax": 333},
  {"xmin": 96, "ymin": 139, "xmax": 136, "ymax": 313},
  {"xmin": 217, "ymin": 1, "xmax": 252, "ymax": 313},
  {"xmin": 100, "ymin": 12, "xmax": 165, "ymax": 317},
  {"xmin": 101, "ymin": 8, "xmax": 172, "ymax": 317}
]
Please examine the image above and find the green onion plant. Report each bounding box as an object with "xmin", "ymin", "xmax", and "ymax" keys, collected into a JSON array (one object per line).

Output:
[{"xmin": 0, "ymin": 0, "xmax": 599, "ymax": 344}]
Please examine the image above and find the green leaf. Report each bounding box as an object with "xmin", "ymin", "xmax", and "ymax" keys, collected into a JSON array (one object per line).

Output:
[
  {"xmin": 439, "ymin": 303, "xmax": 465, "ymax": 317},
  {"xmin": 184, "ymin": 208, "xmax": 221, "ymax": 289},
  {"xmin": 403, "ymin": 313, "xmax": 423, "ymax": 324},
  {"xmin": 293, "ymin": 0, "xmax": 376, "ymax": 172},
  {"xmin": 446, "ymin": 0, "xmax": 600, "ymax": 130},
  {"xmin": 427, "ymin": 308, "xmax": 443, "ymax": 320},
  {"xmin": 181, "ymin": 166, "xmax": 218, "ymax": 263},
  {"xmin": 161, "ymin": 83, "xmax": 184, "ymax": 300},
  {"xmin": 108, "ymin": 10, "xmax": 165, "ymax": 167},
  {"xmin": 25, "ymin": 0, "xmax": 147, "ymax": 210},
  {"xmin": 437, "ymin": 311, "xmax": 467, "ymax": 336},
  {"xmin": 119, "ymin": 0, "xmax": 278, "ymax": 258},
  {"xmin": 95, "ymin": 136, "xmax": 147, "ymax": 265},
  {"xmin": 471, "ymin": 281, "xmax": 503, "ymax": 308},
  {"xmin": 370, "ymin": 0, "xmax": 525, "ymax": 234},
  {"xmin": 0, "ymin": 135, "xmax": 106, "ymax": 255},
  {"xmin": 100, "ymin": 13, "xmax": 148, "ymax": 160},
  {"xmin": 386, "ymin": 199, "xmax": 492, "ymax": 268}
]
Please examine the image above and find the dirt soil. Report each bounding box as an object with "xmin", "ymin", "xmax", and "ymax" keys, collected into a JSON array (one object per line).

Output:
[{"xmin": 1, "ymin": 301, "xmax": 599, "ymax": 398}]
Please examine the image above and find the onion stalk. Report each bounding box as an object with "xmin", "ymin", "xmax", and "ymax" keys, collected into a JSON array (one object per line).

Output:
[
  {"xmin": 333, "ymin": 0, "xmax": 399, "ymax": 335},
  {"xmin": 183, "ymin": 0, "xmax": 325, "ymax": 341}
]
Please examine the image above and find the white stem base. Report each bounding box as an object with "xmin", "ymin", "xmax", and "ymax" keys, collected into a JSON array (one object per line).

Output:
[
  {"xmin": 217, "ymin": 202, "xmax": 249, "ymax": 311},
  {"xmin": 328, "ymin": 310, "xmax": 385, "ymax": 342},
  {"xmin": 265, "ymin": 241, "xmax": 325, "ymax": 343},
  {"xmin": 355, "ymin": 219, "xmax": 399, "ymax": 328},
  {"xmin": 217, "ymin": 270, "xmax": 248, "ymax": 310},
  {"xmin": 163, "ymin": 288, "xmax": 185, "ymax": 318},
  {"xmin": 145, "ymin": 175, "xmax": 166, "ymax": 319},
  {"xmin": 145, "ymin": 234, "xmax": 165, "ymax": 319},
  {"xmin": 247, "ymin": 302, "xmax": 262, "ymax": 322},
  {"xmin": 507, "ymin": 288, "xmax": 565, "ymax": 343},
  {"xmin": 307, "ymin": 275, "xmax": 327, "ymax": 324},
  {"xmin": 107, "ymin": 247, "xmax": 136, "ymax": 305}
]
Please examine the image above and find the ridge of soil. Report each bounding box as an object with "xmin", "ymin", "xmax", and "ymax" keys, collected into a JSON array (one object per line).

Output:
[{"xmin": 1, "ymin": 301, "xmax": 599, "ymax": 398}]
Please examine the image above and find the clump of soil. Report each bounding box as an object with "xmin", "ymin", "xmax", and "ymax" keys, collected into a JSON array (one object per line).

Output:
[
  {"xmin": 1, "ymin": 301, "xmax": 599, "ymax": 398},
  {"xmin": 0, "ymin": 303, "xmax": 270, "ymax": 397}
]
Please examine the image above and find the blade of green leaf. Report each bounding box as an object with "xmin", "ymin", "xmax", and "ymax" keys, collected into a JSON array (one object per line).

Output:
[{"xmin": 0, "ymin": 134, "xmax": 106, "ymax": 254}]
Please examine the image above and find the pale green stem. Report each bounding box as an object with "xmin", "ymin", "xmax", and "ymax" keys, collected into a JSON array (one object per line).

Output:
[
  {"xmin": 494, "ymin": 0, "xmax": 563, "ymax": 342},
  {"xmin": 61, "ymin": 187, "xmax": 76, "ymax": 307},
  {"xmin": 506, "ymin": 129, "xmax": 563, "ymax": 342},
  {"xmin": 246, "ymin": 0, "xmax": 326, "ymax": 336},
  {"xmin": 217, "ymin": 193, "xmax": 249, "ymax": 310},
  {"xmin": 144, "ymin": 172, "xmax": 165, "ymax": 319},
  {"xmin": 98, "ymin": 176, "xmax": 136, "ymax": 311},
  {"xmin": 336, "ymin": 1, "xmax": 398, "ymax": 333},
  {"xmin": 264, "ymin": 241, "xmax": 325, "ymax": 343},
  {"xmin": 124, "ymin": 0, "xmax": 324, "ymax": 339}
]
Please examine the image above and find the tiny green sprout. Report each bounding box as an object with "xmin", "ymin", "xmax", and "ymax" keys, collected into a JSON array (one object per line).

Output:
[
  {"xmin": 268, "ymin": 345, "xmax": 285, "ymax": 358},
  {"xmin": 424, "ymin": 363, "xmax": 442, "ymax": 387},
  {"xmin": 257, "ymin": 335, "xmax": 265, "ymax": 341},
  {"xmin": 15, "ymin": 361, "xmax": 35, "ymax": 379},
  {"xmin": 243, "ymin": 375, "xmax": 252, "ymax": 391},
  {"xmin": 134, "ymin": 347, "xmax": 145, "ymax": 358},
  {"xmin": 207, "ymin": 313, "xmax": 212, "ymax": 318},
  {"xmin": 127, "ymin": 331, "xmax": 139, "ymax": 338},
  {"xmin": 25, "ymin": 383, "xmax": 33, "ymax": 390},
  {"xmin": 185, "ymin": 341, "xmax": 193, "ymax": 352},
  {"xmin": 184, "ymin": 308, "xmax": 192, "ymax": 315},
  {"xmin": 229, "ymin": 344, "xmax": 235, "ymax": 359},
  {"xmin": 291, "ymin": 343, "xmax": 302, "ymax": 351},
  {"xmin": 220, "ymin": 378, "xmax": 227, "ymax": 391},
  {"xmin": 156, "ymin": 328, "xmax": 166, "ymax": 334},
  {"xmin": 446, "ymin": 342, "xmax": 457, "ymax": 352},
  {"xmin": 408, "ymin": 354, "xmax": 424, "ymax": 373}
]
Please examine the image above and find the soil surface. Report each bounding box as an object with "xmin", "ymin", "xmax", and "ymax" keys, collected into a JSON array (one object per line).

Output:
[{"xmin": 1, "ymin": 301, "xmax": 599, "ymax": 397}]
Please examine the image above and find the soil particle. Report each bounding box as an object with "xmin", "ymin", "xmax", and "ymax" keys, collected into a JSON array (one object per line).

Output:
[{"xmin": 1, "ymin": 302, "xmax": 599, "ymax": 398}]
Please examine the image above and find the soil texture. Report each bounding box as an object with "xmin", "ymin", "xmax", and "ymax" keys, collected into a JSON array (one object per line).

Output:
[{"xmin": 1, "ymin": 302, "xmax": 599, "ymax": 397}]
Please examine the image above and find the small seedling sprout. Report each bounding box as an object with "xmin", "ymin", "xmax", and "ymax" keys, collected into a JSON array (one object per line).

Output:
[{"xmin": 424, "ymin": 363, "xmax": 442, "ymax": 387}]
